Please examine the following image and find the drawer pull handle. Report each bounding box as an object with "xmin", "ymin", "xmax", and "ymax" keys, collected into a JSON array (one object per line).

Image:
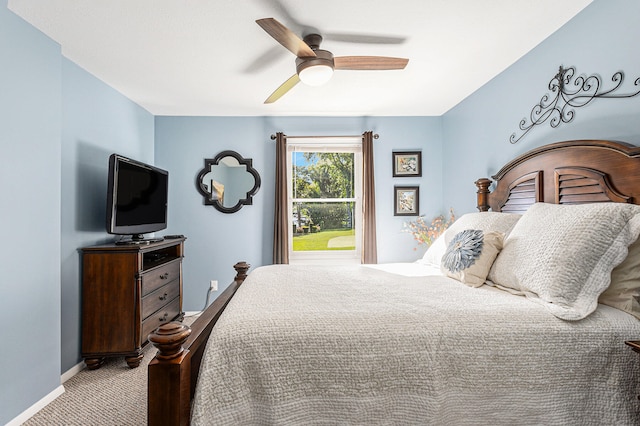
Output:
[
  {"xmin": 160, "ymin": 273, "xmax": 169, "ymax": 280},
  {"xmin": 159, "ymin": 312, "xmax": 169, "ymax": 322},
  {"xmin": 159, "ymin": 292, "xmax": 168, "ymax": 301}
]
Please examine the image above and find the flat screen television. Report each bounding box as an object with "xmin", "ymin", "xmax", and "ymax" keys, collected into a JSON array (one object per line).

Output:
[{"xmin": 106, "ymin": 154, "xmax": 168, "ymax": 243}]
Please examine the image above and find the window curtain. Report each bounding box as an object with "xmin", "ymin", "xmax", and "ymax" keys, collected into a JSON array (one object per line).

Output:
[
  {"xmin": 273, "ymin": 132, "xmax": 289, "ymax": 264},
  {"xmin": 362, "ymin": 131, "xmax": 378, "ymax": 264}
]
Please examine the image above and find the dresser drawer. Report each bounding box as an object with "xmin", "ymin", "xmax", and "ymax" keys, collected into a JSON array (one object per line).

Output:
[
  {"xmin": 141, "ymin": 297, "xmax": 181, "ymax": 344},
  {"xmin": 141, "ymin": 260, "xmax": 181, "ymax": 296},
  {"xmin": 141, "ymin": 280, "xmax": 180, "ymax": 320}
]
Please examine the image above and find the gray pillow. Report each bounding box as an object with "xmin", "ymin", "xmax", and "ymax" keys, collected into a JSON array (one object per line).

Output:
[
  {"xmin": 419, "ymin": 212, "xmax": 520, "ymax": 267},
  {"xmin": 441, "ymin": 229, "xmax": 504, "ymax": 287}
]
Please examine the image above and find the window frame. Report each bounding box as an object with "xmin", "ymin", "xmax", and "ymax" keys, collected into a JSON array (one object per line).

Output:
[{"xmin": 286, "ymin": 137, "xmax": 363, "ymax": 264}]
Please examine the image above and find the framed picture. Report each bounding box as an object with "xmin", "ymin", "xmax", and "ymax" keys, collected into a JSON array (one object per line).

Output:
[
  {"xmin": 392, "ymin": 151, "xmax": 422, "ymax": 177},
  {"xmin": 394, "ymin": 186, "xmax": 419, "ymax": 216}
]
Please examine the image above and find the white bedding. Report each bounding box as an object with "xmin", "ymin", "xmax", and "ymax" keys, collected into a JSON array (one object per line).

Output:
[{"xmin": 191, "ymin": 264, "xmax": 640, "ymax": 425}]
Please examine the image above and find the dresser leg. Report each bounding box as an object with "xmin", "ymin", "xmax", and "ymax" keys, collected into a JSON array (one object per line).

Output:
[
  {"xmin": 85, "ymin": 357, "xmax": 105, "ymax": 370},
  {"xmin": 125, "ymin": 350, "xmax": 144, "ymax": 368}
]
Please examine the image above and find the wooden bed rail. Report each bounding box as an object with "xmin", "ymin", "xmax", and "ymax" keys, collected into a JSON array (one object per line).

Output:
[{"xmin": 147, "ymin": 261, "xmax": 250, "ymax": 426}]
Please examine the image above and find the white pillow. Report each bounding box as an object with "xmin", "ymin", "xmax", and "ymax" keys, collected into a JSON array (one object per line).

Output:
[
  {"xmin": 598, "ymin": 237, "xmax": 640, "ymax": 319},
  {"xmin": 489, "ymin": 202, "xmax": 640, "ymax": 320},
  {"xmin": 419, "ymin": 212, "xmax": 521, "ymax": 267}
]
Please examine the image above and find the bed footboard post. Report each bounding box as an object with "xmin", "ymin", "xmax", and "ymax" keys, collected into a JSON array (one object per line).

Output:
[
  {"xmin": 148, "ymin": 322, "xmax": 192, "ymax": 426},
  {"xmin": 233, "ymin": 261, "xmax": 250, "ymax": 283},
  {"xmin": 475, "ymin": 178, "xmax": 492, "ymax": 212}
]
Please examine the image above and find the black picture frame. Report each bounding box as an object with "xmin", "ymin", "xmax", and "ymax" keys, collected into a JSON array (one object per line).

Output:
[
  {"xmin": 392, "ymin": 151, "xmax": 422, "ymax": 177},
  {"xmin": 394, "ymin": 186, "xmax": 419, "ymax": 216}
]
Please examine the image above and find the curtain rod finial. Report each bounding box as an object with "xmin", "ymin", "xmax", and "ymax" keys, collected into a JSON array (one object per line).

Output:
[
  {"xmin": 270, "ymin": 134, "xmax": 277, "ymax": 140},
  {"xmin": 374, "ymin": 133, "xmax": 379, "ymax": 139}
]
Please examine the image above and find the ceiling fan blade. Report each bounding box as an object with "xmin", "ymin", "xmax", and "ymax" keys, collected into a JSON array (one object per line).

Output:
[
  {"xmin": 324, "ymin": 33, "xmax": 406, "ymax": 45},
  {"xmin": 264, "ymin": 74, "xmax": 301, "ymax": 104},
  {"xmin": 256, "ymin": 18, "xmax": 316, "ymax": 58},
  {"xmin": 334, "ymin": 56, "xmax": 409, "ymax": 70}
]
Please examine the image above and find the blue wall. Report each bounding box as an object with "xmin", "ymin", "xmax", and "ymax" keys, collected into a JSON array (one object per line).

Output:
[
  {"xmin": 155, "ymin": 116, "xmax": 443, "ymax": 310},
  {"xmin": 60, "ymin": 58, "xmax": 155, "ymax": 373},
  {"xmin": 442, "ymin": 0, "xmax": 640, "ymax": 213},
  {"xmin": 0, "ymin": 3, "xmax": 62, "ymax": 424},
  {"xmin": 2, "ymin": 4, "xmax": 154, "ymax": 423}
]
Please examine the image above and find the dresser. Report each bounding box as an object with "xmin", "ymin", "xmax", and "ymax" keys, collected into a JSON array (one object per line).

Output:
[{"xmin": 81, "ymin": 237, "xmax": 185, "ymax": 369}]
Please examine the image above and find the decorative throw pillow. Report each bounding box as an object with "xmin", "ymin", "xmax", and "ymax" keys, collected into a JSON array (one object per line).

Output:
[
  {"xmin": 488, "ymin": 202, "xmax": 640, "ymax": 320},
  {"xmin": 598, "ymin": 237, "xmax": 640, "ymax": 319},
  {"xmin": 419, "ymin": 212, "xmax": 520, "ymax": 267},
  {"xmin": 441, "ymin": 229, "xmax": 504, "ymax": 287}
]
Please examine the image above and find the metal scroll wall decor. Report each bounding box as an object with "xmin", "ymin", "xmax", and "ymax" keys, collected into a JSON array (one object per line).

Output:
[{"xmin": 510, "ymin": 66, "xmax": 640, "ymax": 144}]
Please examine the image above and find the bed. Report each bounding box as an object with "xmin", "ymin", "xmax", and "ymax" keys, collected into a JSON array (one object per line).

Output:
[{"xmin": 147, "ymin": 139, "xmax": 640, "ymax": 425}]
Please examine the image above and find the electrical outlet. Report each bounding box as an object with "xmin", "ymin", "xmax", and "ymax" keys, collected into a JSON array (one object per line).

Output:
[{"xmin": 210, "ymin": 280, "xmax": 218, "ymax": 291}]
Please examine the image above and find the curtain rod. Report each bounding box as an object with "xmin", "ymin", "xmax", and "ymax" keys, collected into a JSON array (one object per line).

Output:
[{"xmin": 269, "ymin": 133, "xmax": 379, "ymax": 140}]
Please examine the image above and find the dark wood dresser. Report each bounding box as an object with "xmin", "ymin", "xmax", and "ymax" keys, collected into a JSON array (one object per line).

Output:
[{"xmin": 81, "ymin": 237, "xmax": 185, "ymax": 369}]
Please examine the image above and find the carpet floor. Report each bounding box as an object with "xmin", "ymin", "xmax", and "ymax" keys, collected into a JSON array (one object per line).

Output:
[{"xmin": 24, "ymin": 316, "xmax": 196, "ymax": 425}]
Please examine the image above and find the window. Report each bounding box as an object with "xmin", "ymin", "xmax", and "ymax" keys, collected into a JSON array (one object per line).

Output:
[{"xmin": 287, "ymin": 138, "xmax": 362, "ymax": 263}]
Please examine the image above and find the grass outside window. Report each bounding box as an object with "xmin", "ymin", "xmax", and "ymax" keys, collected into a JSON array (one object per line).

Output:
[{"xmin": 292, "ymin": 229, "xmax": 356, "ymax": 251}]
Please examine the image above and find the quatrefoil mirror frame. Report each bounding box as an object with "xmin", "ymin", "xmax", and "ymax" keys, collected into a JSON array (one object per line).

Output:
[{"xmin": 196, "ymin": 150, "xmax": 261, "ymax": 214}]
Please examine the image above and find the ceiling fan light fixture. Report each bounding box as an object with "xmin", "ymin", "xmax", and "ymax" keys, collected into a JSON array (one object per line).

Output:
[
  {"xmin": 296, "ymin": 49, "xmax": 335, "ymax": 86},
  {"xmin": 299, "ymin": 64, "xmax": 334, "ymax": 86}
]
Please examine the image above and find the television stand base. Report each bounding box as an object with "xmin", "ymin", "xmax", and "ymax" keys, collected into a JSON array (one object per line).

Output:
[{"xmin": 115, "ymin": 237, "xmax": 164, "ymax": 245}]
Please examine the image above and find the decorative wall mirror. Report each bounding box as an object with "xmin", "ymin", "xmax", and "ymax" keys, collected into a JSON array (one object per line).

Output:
[{"xmin": 196, "ymin": 150, "xmax": 261, "ymax": 213}]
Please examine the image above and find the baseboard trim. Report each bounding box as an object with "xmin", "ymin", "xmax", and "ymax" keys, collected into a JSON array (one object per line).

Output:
[
  {"xmin": 6, "ymin": 385, "xmax": 65, "ymax": 426},
  {"xmin": 61, "ymin": 360, "xmax": 86, "ymax": 383}
]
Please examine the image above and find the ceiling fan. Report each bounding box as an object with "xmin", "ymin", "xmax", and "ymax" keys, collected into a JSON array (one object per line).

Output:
[{"xmin": 256, "ymin": 18, "xmax": 409, "ymax": 104}]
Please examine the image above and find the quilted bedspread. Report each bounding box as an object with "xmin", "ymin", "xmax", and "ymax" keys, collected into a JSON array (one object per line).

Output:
[{"xmin": 191, "ymin": 264, "xmax": 640, "ymax": 425}]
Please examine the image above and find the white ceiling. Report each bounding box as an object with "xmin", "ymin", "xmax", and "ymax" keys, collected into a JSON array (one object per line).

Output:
[{"xmin": 8, "ymin": 0, "xmax": 593, "ymax": 116}]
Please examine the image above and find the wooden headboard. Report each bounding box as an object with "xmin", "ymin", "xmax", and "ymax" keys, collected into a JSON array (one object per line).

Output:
[{"xmin": 475, "ymin": 140, "xmax": 640, "ymax": 213}]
